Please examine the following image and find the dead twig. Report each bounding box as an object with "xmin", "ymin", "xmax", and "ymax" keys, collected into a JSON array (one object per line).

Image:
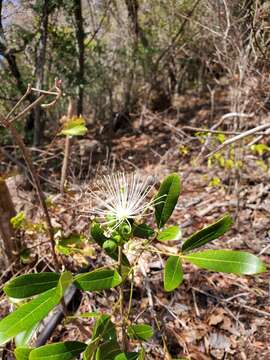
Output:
[
  {"xmin": 206, "ymin": 123, "xmax": 270, "ymax": 159},
  {"xmin": 0, "ymin": 80, "xmax": 62, "ymax": 271}
]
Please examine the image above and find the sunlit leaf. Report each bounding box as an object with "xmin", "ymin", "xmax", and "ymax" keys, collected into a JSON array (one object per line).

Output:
[
  {"xmin": 29, "ymin": 341, "xmax": 86, "ymax": 360},
  {"xmin": 15, "ymin": 321, "xmax": 40, "ymax": 347},
  {"xmin": 164, "ymin": 256, "xmax": 183, "ymax": 291},
  {"xmin": 184, "ymin": 250, "xmax": 266, "ymax": 274},
  {"xmin": 4, "ymin": 272, "xmax": 60, "ymax": 299},
  {"xmin": 60, "ymin": 116, "xmax": 87, "ymax": 136},
  {"xmin": 182, "ymin": 215, "xmax": 233, "ymax": 253},
  {"xmin": 74, "ymin": 269, "xmax": 122, "ymax": 291},
  {"xmin": 127, "ymin": 324, "xmax": 153, "ymax": 341},
  {"xmin": 155, "ymin": 173, "xmax": 180, "ymax": 228},
  {"xmin": 0, "ymin": 272, "xmax": 72, "ymax": 345},
  {"xmin": 157, "ymin": 226, "xmax": 181, "ymax": 242},
  {"xmin": 10, "ymin": 212, "xmax": 26, "ymax": 229},
  {"xmin": 14, "ymin": 347, "xmax": 32, "ymax": 360}
]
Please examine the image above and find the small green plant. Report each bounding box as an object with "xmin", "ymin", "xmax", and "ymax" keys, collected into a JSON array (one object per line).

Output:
[{"xmin": 0, "ymin": 173, "xmax": 266, "ymax": 359}]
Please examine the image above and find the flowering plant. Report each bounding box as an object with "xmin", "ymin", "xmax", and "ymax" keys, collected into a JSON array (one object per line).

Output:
[{"xmin": 0, "ymin": 173, "xmax": 266, "ymax": 359}]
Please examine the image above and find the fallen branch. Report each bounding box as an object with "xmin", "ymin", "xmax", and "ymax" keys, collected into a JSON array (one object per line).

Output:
[{"xmin": 206, "ymin": 123, "xmax": 270, "ymax": 158}]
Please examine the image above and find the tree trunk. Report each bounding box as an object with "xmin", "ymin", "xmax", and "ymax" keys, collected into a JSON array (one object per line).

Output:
[
  {"xmin": 0, "ymin": 179, "xmax": 20, "ymax": 263},
  {"xmin": 73, "ymin": 0, "xmax": 85, "ymax": 116},
  {"xmin": 34, "ymin": 0, "xmax": 50, "ymax": 146}
]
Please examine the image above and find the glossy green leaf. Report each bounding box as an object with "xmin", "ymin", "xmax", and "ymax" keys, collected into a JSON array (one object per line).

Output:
[
  {"xmin": 14, "ymin": 347, "xmax": 32, "ymax": 360},
  {"xmin": 164, "ymin": 256, "xmax": 183, "ymax": 292},
  {"xmin": 157, "ymin": 226, "xmax": 181, "ymax": 242},
  {"xmin": 92, "ymin": 314, "xmax": 117, "ymax": 342},
  {"xmin": 133, "ymin": 223, "xmax": 155, "ymax": 239},
  {"xmin": 95, "ymin": 340, "xmax": 121, "ymax": 360},
  {"xmin": 4, "ymin": 272, "xmax": 60, "ymax": 299},
  {"xmin": 182, "ymin": 215, "xmax": 233, "ymax": 253},
  {"xmin": 74, "ymin": 269, "xmax": 122, "ymax": 291},
  {"xmin": 155, "ymin": 173, "xmax": 180, "ymax": 228},
  {"xmin": 127, "ymin": 324, "xmax": 154, "ymax": 341},
  {"xmin": 184, "ymin": 250, "xmax": 266, "ymax": 274},
  {"xmin": 0, "ymin": 272, "xmax": 72, "ymax": 345},
  {"xmin": 60, "ymin": 117, "xmax": 87, "ymax": 136},
  {"xmin": 55, "ymin": 271, "xmax": 73, "ymax": 297},
  {"xmin": 15, "ymin": 321, "xmax": 40, "ymax": 347},
  {"xmin": 82, "ymin": 338, "xmax": 100, "ymax": 360},
  {"xmin": 91, "ymin": 223, "xmax": 130, "ymax": 266},
  {"xmin": 29, "ymin": 341, "xmax": 86, "ymax": 360},
  {"xmin": 115, "ymin": 353, "xmax": 140, "ymax": 360}
]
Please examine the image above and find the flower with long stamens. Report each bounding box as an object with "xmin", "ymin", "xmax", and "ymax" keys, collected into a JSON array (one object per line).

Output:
[{"xmin": 90, "ymin": 172, "xmax": 157, "ymax": 231}]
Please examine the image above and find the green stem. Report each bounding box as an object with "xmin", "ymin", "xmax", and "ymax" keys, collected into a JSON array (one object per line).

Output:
[{"xmin": 118, "ymin": 245, "xmax": 128, "ymax": 352}]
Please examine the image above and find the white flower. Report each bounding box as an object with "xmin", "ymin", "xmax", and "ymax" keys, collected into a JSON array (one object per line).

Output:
[{"xmin": 90, "ymin": 172, "xmax": 156, "ymax": 230}]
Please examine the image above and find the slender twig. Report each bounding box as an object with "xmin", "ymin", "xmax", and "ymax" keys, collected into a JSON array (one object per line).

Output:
[
  {"xmin": 6, "ymin": 84, "xmax": 32, "ymax": 121},
  {"xmin": 206, "ymin": 123, "xmax": 270, "ymax": 158},
  {"xmin": 0, "ymin": 81, "xmax": 62, "ymax": 271}
]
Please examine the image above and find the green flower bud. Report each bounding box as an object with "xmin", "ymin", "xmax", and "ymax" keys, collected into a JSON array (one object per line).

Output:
[
  {"xmin": 103, "ymin": 239, "xmax": 117, "ymax": 252},
  {"xmin": 112, "ymin": 234, "xmax": 121, "ymax": 244}
]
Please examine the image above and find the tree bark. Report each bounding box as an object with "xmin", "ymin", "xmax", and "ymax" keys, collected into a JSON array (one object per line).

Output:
[
  {"xmin": 0, "ymin": 179, "xmax": 19, "ymax": 263},
  {"xmin": 33, "ymin": 0, "xmax": 50, "ymax": 146},
  {"xmin": 73, "ymin": 0, "xmax": 85, "ymax": 116}
]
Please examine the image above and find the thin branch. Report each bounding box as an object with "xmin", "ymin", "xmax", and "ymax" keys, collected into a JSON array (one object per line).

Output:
[
  {"xmin": 206, "ymin": 123, "xmax": 270, "ymax": 158},
  {"xmin": 0, "ymin": 82, "xmax": 62, "ymax": 271}
]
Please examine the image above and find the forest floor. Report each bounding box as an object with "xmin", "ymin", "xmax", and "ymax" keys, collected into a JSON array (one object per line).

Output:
[{"xmin": 1, "ymin": 93, "xmax": 270, "ymax": 359}]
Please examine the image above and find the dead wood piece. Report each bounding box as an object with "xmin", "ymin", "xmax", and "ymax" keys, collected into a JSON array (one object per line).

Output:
[{"xmin": 0, "ymin": 178, "xmax": 20, "ymax": 263}]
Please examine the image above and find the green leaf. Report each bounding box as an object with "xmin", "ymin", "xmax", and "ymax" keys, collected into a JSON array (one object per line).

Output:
[
  {"xmin": 133, "ymin": 223, "xmax": 155, "ymax": 239},
  {"xmin": 29, "ymin": 341, "xmax": 87, "ymax": 360},
  {"xmin": 60, "ymin": 116, "xmax": 87, "ymax": 136},
  {"xmin": 20, "ymin": 248, "xmax": 31, "ymax": 264},
  {"xmin": 182, "ymin": 215, "xmax": 233, "ymax": 253},
  {"xmin": 14, "ymin": 347, "xmax": 32, "ymax": 360},
  {"xmin": 155, "ymin": 173, "xmax": 181, "ymax": 228},
  {"xmin": 0, "ymin": 289, "xmax": 58, "ymax": 345},
  {"xmin": 127, "ymin": 324, "xmax": 154, "ymax": 341},
  {"xmin": 82, "ymin": 338, "xmax": 100, "ymax": 360},
  {"xmin": 55, "ymin": 271, "xmax": 73, "ymax": 297},
  {"xmin": 15, "ymin": 321, "xmax": 40, "ymax": 347},
  {"xmin": 164, "ymin": 256, "xmax": 183, "ymax": 292},
  {"xmin": 74, "ymin": 269, "xmax": 122, "ymax": 291},
  {"xmin": 59, "ymin": 234, "xmax": 85, "ymax": 247},
  {"xmin": 0, "ymin": 272, "xmax": 72, "ymax": 345},
  {"xmin": 157, "ymin": 226, "xmax": 181, "ymax": 242},
  {"xmin": 91, "ymin": 222, "xmax": 130, "ymax": 266},
  {"xmin": 184, "ymin": 250, "xmax": 267, "ymax": 274},
  {"xmin": 92, "ymin": 314, "xmax": 117, "ymax": 342},
  {"xmin": 10, "ymin": 212, "xmax": 26, "ymax": 229},
  {"xmin": 115, "ymin": 353, "xmax": 140, "ymax": 360},
  {"xmin": 4, "ymin": 272, "xmax": 60, "ymax": 299},
  {"xmin": 56, "ymin": 234, "xmax": 87, "ymax": 256},
  {"xmin": 95, "ymin": 340, "xmax": 121, "ymax": 360}
]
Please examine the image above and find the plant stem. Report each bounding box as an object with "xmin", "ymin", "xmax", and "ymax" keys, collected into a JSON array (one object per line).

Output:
[
  {"xmin": 60, "ymin": 136, "xmax": 71, "ymax": 194},
  {"xmin": 118, "ymin": 245, "xmax": 128, "ymax": 352}
]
